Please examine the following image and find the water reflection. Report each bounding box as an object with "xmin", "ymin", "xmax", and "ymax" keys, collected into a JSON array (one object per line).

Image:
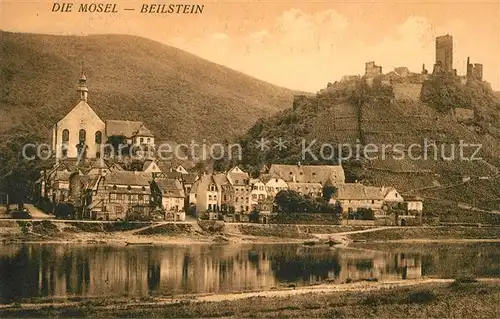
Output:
[{"xmin": 0, "ymin": 243, "xmax": 498, "ymax": 302}]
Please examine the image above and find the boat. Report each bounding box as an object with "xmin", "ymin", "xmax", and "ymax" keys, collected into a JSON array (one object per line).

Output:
[{"xmin": 125, "ymin": 241, "xmax": 153, "ymax": 246}]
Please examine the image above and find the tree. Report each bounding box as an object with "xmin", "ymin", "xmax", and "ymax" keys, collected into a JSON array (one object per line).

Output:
[
  {"xmin": 322, "ymin": 181, "xmax": 337, "ymax": 201},
  {"xmin": 249, "ymin": 207, "xmax": 260, "ymax": 223},
  {"xmin": 105, "ymin": 135, "xmax": 129, "ymax": 157}
]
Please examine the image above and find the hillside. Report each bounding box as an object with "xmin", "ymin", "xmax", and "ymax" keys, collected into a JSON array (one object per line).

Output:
[
  {"xmin": 227, "ymin": 77, "xmax": 500, "ymax": 211},
  {"xmin": 0, "ymin": 31, "xmax": 296, "ymax": 143}
]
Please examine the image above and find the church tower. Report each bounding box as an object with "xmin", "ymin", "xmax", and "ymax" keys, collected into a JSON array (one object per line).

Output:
[{"xmin": 77, "ymin": 65, "xmax": 88, "ymax": 102}]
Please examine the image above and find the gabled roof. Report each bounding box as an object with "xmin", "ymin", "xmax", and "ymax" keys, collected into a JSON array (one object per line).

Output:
[
  {"xmin": 154, "ymin": 178, "xmax": 185, "ymax": 198},
  {"xmin": 103, "ymin": 171, "xmax": 152, "ymax": 186},
  {"xmin": 142, "ymin": 159, "xmax": 162, "ymax": 173},
  {"xmin": 213, "ymin": 173, "xmax": 230, "ymax": 187},
  {"xmin": 135, "ymin": 124, "xmax": 154, "ymax": 138},
  {"xmin": 268, "ymin": 164, "xmax": 345, "ymax": 185},
  {"xmin": 227, "ymin": 166, "xmax": 249, "ymax": 185},
  {"xmin": 105, "ymin": 120, "xmax": 143, "ymax": 138},
  {"xmin": 259, "ymin": 173, "xmax": 285, "ymax": 184},
  {"xmin": 58, "ymin": 100, "xmax": 103, "ymax": 126},
  {"xmin": 109, "ymin": 163, "xmax": 124, "ymax": 171},
  {"xmin": 165, "ymin": 171, "xmax": 183, "ymax": 180},
  {"xmin": 335, "ymin": 183, "xmax": 397, "ymax": 201},
  {"xmin": 182, "ymin": 173, "xmax": 198, "ymax": 184}
]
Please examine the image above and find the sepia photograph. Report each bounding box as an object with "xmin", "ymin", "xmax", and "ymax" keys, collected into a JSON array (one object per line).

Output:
[{"xmin": 0, "ymin": 0, "xmax": 499, "ymax": 317}]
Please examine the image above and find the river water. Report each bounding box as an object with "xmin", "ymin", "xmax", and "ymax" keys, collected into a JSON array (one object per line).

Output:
[{"xmin": 0, "ymin": 242, "xmax": 499, "ymax": 302}]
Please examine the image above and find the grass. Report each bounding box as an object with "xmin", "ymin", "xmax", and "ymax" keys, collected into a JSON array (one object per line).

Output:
[{"xmin": 1, "ymin": 281, "xmax": 498, "ymax": 318}]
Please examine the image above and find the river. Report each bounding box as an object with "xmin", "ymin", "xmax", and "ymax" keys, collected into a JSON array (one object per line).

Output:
[{"xmin": 0, "ymin": 242, "xmax": 499, "ymax": 302}]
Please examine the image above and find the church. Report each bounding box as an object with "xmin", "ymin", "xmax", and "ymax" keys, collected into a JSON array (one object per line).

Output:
[{"xmin": 51, "ymin": 70, "xmax": 155, "ymax": 161}]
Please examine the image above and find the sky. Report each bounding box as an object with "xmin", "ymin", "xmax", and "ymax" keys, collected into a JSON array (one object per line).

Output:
[{"xmin": 1, "ymin": 0, "xmax": 499, "ymax": 92}]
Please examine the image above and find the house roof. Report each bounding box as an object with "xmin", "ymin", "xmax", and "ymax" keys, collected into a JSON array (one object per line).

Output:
[
  {"xmin": 54, "ymin": 170, "xmax": 72, "ymax": 182},
  {"xmin": 213, "ymin": 173, "xmax": 230, "ymax": 186},
  {"xmin": 259, "ymin": 173, "xmax": 284, "ymax": 184},
  {"xmin": 227, "ymin": 166, "xmax": 249, "ymax": 185},
  {"xmin": 105, "ymin": 120, "xmax": 143, "ymax": 138},
  {"xmin": 183, "ymin": 173, "xmax": 198, "ymax": 184},
  {"xmin": 268, "ymin": 164, "xmax": 345, "ymax": 185},
  {"xmin": 108, "ymin": 163, "xmax": 124, "ymax": 171},
  {"xmin": 135, "ymin": 124, "xmax": 154, "ymax": 137},
  {"xmin": 103, "ymin": 171, "xmax": 152, "ymax": 186},
  {"xmin": 335, "ymin": 183, "xmax": 396, "ymax": 200},
  {"xmin": 154, "ymin": 178, "xmax": 185, "ymax": 197},
  {"xmin": 165, "ymin": 171, "xmax": 183, "ymax": 180}
]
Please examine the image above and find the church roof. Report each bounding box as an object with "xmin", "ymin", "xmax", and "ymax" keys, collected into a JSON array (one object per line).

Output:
[
  {"xmin": 134, "ymin": 124, "xmax": 154, "ymax": 137},
  {"xmin": 58, "ymin": 100, "xmax": 103, "ymax": 126},
  {"xmin": 105, "ymin": 120, "xmax": 143, "ymax": 138}
]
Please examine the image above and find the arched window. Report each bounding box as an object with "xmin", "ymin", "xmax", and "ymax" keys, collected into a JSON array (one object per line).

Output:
[
  {"xmin": 62, "ymin": 129, "xmax": 70, "ymax": 142},
  {"xmin": 79, "ymin": 129, "xmax": 86, "ymax": 143},
  {"xmin": 95, "ymin": 131, "xmax": 102, "ymax": 144}
]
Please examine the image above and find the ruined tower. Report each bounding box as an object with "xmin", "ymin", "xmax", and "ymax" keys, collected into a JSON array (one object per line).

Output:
[{"xmin": 434, "ymin": 35, "xmax": 453, "ymax": 74}]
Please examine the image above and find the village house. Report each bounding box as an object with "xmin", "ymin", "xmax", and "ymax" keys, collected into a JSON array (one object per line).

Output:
[
  {"xmin": 332, "ymin": 183, "xmax": 404, "ymax": 214},
  {"xmin": 226, "ymin": 166, "xmax": 251, "ymax": 213},
  {"xmin": 51, "ymin": 71, "xmax": 155, "ymax": 162},
  {"xmin": 259, "ymin": 174, "xmax": 288, "ymax": 198},
  {"xmin": 213, "ymin": 173, "xmax": 233, "ymax": 212},
  {"xmin": 397, "ymin": 195, "xmax": 424, "ymax": 226},
  {"xmin": 254, "ymin": 199, "xmax": 275, "ymax": 224},
  {"xmin": 287, "ymin": 182, "xmax": 323, "ymax": 197},
  {"xmin": 191, "ymin": 174, "xmax": 219, "ymax": 214},
  {"xmin": 150, "ymin": 178, "xmax": 186, "ymax": 221},
  {"xmin": 36, "ymin": 162, "xmax": 81, "ymax": 204},
  {"xmin": 249, "ymin": 178, "xmax": 267, "ymax": 209},
  {"xmin": 84, "ymin": 171, "xmax": 153, "ymax": 220}
]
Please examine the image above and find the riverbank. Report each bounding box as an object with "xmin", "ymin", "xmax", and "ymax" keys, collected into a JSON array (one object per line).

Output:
[
  {"xmin": 1, "ymin": 278, "xmax": 498, "ymax": 318},
  {"xmin": 1, "ymin": 220, "xmax": 499, "ymax": 245}
]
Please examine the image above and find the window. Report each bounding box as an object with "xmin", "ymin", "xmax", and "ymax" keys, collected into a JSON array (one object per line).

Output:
[
  {"xmin": 252, "ymin": 194, "xmax": 257, "ymax": 200},
  {"xmin": 142, "ymin": 186, "xmax": 146, "ymax": 191},
  {"xmin": 110, "ymin": 193, "xmax": 117, "ymax": 201},
  {"xmin": 127, "ymin": 185, "xmax": 131, "ymax": 191},
  {"xmin": 223, "ymin": 195, "xmax": 227, "ymax": 201},
  {"xmin": 116, "ymin": 194, "xmax": 123, "ymax": 201},
  {"xmin": 208, "ymin": 204, "xmax": 212, "ymax": 210},
  {"xmin": 62, "ymin": 129, "xmax": 70, "ymax": 142},
  {"xmin": 147, "ymin": 138, "xmax": 151, "ymax": 143},
  {"xmin": 95, "ymin": 131, "xmax": 102, "ymax": 144},
  {"xmin": 138, "ymin": 194, "xmax": 144, "ymax": 202},
  {"xmin": 209, "ymin": 195, "xmax": 212, "ymax": 200},
  {"xmin": 140, "ymin": 138, "xmax": 144, "ymax": 144},
  {"xmin": 79, "ymin": 129, "xmax": 86, "ymax": 143},
  {"xmin": 62, "ymin": 149, "xmax": 68, "ymax": 157},
  {"xmin": 96, "ymin": 152, "xmax": 101, "ymax": 158},
  {"xmin": 372, "ymin": 200, "xmax": 375, "ymax": 204}
]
